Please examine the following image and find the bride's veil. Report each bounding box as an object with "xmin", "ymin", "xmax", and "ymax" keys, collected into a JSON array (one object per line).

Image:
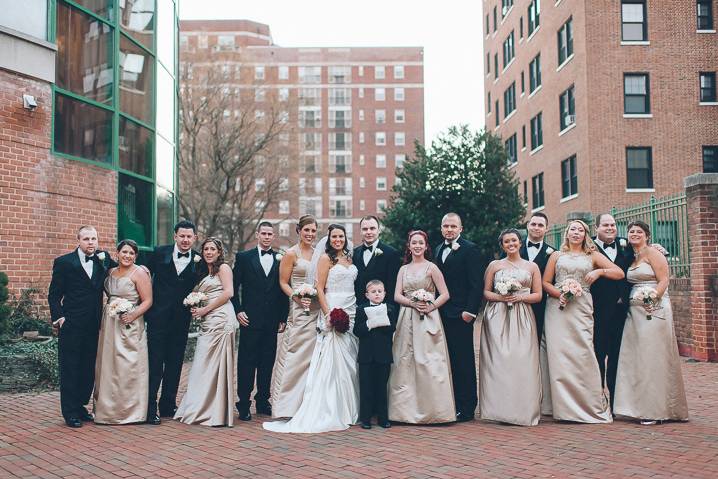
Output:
[{"xmin": 305, "ymin": 233, "xmax": 354, "ymax": 286}]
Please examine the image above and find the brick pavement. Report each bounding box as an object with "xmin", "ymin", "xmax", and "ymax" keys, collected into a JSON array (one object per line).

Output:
[{"xmin": 0, "ymin": 360, "xmax": 716, "ymax": 479}]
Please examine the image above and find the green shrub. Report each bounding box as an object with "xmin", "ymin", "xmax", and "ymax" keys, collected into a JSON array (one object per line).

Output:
[
  {"xmin": 0, "ymin": 338, "xmax": 59, "ymax": 389},
  {"xmin": 0, "ymin": 284, "xmax": 51, "ymax": 340},
  {"xmin": 0, "ymin": 272, "xmax": 10, "ymax": 337}
]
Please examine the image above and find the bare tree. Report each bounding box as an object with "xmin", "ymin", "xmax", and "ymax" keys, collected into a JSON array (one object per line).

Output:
[{"xmin": 178, "ymin": 64, "xmax": 296, "ymax": 253}]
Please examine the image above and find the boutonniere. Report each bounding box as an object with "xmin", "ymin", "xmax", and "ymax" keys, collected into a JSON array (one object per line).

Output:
[
  {"xmin": 545, "ymin": 247, "xmax": 554, "ymax": 254},
  {"xmin": 373, "ymin": 247, "xmax": 383, "ymax": 257},
  {"xmin": 193, "ymin": 254, "xmax": 201, "ymax": 263},
  {"xmin": 275, "ymin": 249, "xmax": 286, "ymax": 261},
  {"xmin": 619, "ymin": 239, "xmax": 627, "ymax": 247},
  {"xmin": 96, "ymin": 252, "xmax": 106, "ymax": 261},
  {"xmin": 451, "ymin": 242, "xmax": 460, "ymax": 251}
]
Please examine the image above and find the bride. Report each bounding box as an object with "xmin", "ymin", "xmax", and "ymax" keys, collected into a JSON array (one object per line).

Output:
[{"xmin": 263, "ymin": 224, "xmax": 359, "ymax": 433}]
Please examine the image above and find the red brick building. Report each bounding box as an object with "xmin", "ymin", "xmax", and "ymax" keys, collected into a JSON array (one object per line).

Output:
[
  {"xmin": 483, "ymin": 0, "xmax": 718, "ymax": 224},
  {"xmin": 179, "ymin": 19, "xmax": 425, "ymax": 243}
]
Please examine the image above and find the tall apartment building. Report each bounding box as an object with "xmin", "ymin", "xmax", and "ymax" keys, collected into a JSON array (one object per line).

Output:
[
  {"xmin": 179, "ymin": 20, "xmax": 424, "ymax": 243},
  {"xmin": 483, "ymin": 0, "xmax": 717, "ymax": 224}
]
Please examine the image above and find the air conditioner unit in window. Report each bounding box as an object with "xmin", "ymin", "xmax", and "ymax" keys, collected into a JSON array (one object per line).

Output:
[{"xmin": 565, "ymin": 114, "xmax": 575, "ymax": 125}]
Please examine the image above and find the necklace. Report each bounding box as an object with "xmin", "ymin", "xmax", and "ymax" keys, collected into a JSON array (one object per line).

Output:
[{"xmin": 635, "ymin": 246, "xmax": 648, "ymax": 259}]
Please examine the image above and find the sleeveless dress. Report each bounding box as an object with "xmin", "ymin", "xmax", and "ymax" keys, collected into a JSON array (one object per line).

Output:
[
  {"xmin": 542, "ymin": 253, "xmax": 612, "ymax": 423},
  {"xmin": 270, "ymin": 245, "xmax": 321, "ymax": 418},
  {"xmin": 174, "ymin": 274, "xmax": 238, "ymax": 427},
  {"xmin": 614, "ymin": 262, "xmax": 688, "ymax": 421},
  {"xmin": 263, "ymin": 263, "xmax": 359, "ymax": 433},
  {"xmin": 388, "ymin": 263, "xmax": 456, "ymax": 424},
  {"xmin": 479, "ymin": 266, "xmax": 541, "ymax": 426},
  {"xmin": 94, "ymin": 268, "xmax": 148, "ymax": 424}
]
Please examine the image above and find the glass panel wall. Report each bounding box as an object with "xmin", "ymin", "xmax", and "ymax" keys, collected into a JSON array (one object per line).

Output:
[
  {"xmin": 120, "ymin": 34, "xmax": 154, "ymax": 124},
  {"xmin": 120, "ymin": 0, "xmax": 155, "ymax": 50},
  {"xmin": 54, "ymin": 93, "xmax": 113, "ymax": 163}
]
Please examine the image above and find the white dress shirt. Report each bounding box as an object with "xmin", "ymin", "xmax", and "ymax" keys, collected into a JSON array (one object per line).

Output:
[
  {"xmin": 258, "ymin": 246, "xmax": 273, "ymax": 276},
  {"xmin": 363, "ymin": 239, "xmax": 380, "ymax": 267},
  {"xmin": 78, "ymin": 248, "xmax": 94, "ymax": 278},
  {"xmin": 595, "ymin": 238, "xmax": 618, "ymax": 262},
  {"xmin": 173, "ymin": 245, "xmax": 191, "ymax": 275},
  {"xmin": 441, "ymin": 235, "xmax": 460, "ymax": 263},
  {"xmin": 526, "ymin": 239, "xmax": 543, "ymax": 262}
]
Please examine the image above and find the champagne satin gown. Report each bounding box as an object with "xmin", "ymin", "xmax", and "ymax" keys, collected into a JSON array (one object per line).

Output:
[
  {"xmin": 614, "ymin": 262, "xmax": 688, "ymax": 421},
  {"xmin": 270, "ymin": 245, "xmax": 321, "ymax": 418},
  {"xmin": 480, "ymin": 267, "xmax": 541, "ymax": 426},
  {"xmin": 174, "ymin": 274, "xmax": 238, "ymax": 427},
  {"xmin": 542, "ymin": 253, "xmax": 612, "ymax": 423},
  {"xmin": 388, "ymin": 264, "xmax": 456, "ymax": 424},
  {"xmin": 94, "ymin": 269, "xmax": 148, "ymax": 424}
]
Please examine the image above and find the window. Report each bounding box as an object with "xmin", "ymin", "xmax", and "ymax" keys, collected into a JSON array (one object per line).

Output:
[
  {"xmin": 504, "ymin": 82, "xmax": 516, "ymax": 118},
  {"xmin": 330, "ymin": 200, "xmax": 351, "ymax": 218},
  {"xmin": 376, "ymin": 132, "xmax": 386, "ymax": 146},
  {"xmin": 528, "ymin": 0, "xmax": 540, "ymax": 36},
  {"xmin": 375, "ymin": 88, "xmax": 386, "ymax": 101},
  {"xmin": 376, "ymin": 154, "xmax": 387, "ymax": 168},
  {"xmin": 486, "ymin": 14, "xmax": 490, "ymax": 36},
  {"xmin": 502, "ymin": 0, "xmax": 514, "ymax": 17},
  {"xmin": 359, "ymin": 87, "xmax": 365, "ymax": 98},
  {"xmin": 697, "ymin": 0, "xmax": 714, "ymax": 30},
  {"xmin": 561, "ymin": 155, "xmax": 578, "ymax": 197},
  {"xmin": 359, "ymin": 132, "xmax": 365, "ymax": 143},
  {"xmin": 359, "ymin": 109, "xmax": 365, "ymax": 121},
  {"xmin": 255, "ymin": 89, "xmax": 265, "ymax": 102},
  {"xmin": 375, "ymin": 65, "xmax": 386, "ymax": 79},
  {"xmin": 395, "ymin": 154, "xmax": 406, "ymax": 168},
  {"xmin": 329, "ymin": 88, "xmax": 351, "ymax": 106},
  {"xmin": 298, "ymin": 66, "xmax": 321, "ymax": 83},
  {"xmin": 299, "ymin": 109, "xmax": 321, "ymax": 128},
  {"xmin": 521, "ymin": 125, "xmax": 527, "ymax": 148},
  {"xmin": 360, "ymin": 177, "xmax": 366, "ymax": 188},
  {"xmin": 279, "ymin": 201, "xmax": 290, "ymax": 215},
  {"xmin": 395, "ymin": 132, "xmax": 406, "ymax": 146},
  {"xmin": 520, "ymin": 16, "xmax": 524, "ymax": 38},
  {"xmin": 360, "ymin": 199, "xmax": 366, "ymax": 211},
  {"xmin": 495, "ymin": 100, "xmax": 500, "ymax": 127},
  {"xmin": 329, "ymin": 178, "xmax": 352, "ymax": 195},
  {"xmin": 302, "ymin": 132, "xmax": 321, "ymax": 151},
  {"xmin": 530, "ymin": 112, "xmax": 543, "ymax": 150},
  {"xmin": 523, "ymin": 180, "xmax": 529, "ymax": 204},
  {"xmin": 559, "ymin": 85, "xmax": 576, "ymax": 130},
  {"xmin": 394, "ymin": 65, "xmax": 405, "ymax": 79},
  {"xmin": 493, "ymin": 6, "xmax": 498, "ymax": 32},
  {"xmin": 622, "ymin": 1, "xmax": 647, "ymax": 41},
  {"xmin": 255, "ymin": 178, "xmax": 266, "ymax": 192},
  {"xmin": 494, "ymin": 53, "xmax": 499, "ymax": 80},
  {"xmin": 700, "ymin": 72, "xmax": 717, "ymax": 102},
  {"xmin": 626, "ymin": 147, "xmax": 653, "ymax": 189},
  {"xmin": 358, "ymin": 66, "xmax": 364, "ymax": 77},
  {"xmin": 279, "ymin": 223, "xmax": 290, "ymax": 237},
  {"xmin": 329, "ymin": 132, "xmax": 351, "ymax": 150},
  {"xmin": 529, "ymin": 54, "xmax": 541, "ymax": 92},
  {"xmin": 279, "ymin": 88, "xmax": 289, "ymax": 102},
  {"xmin": 302, "ymin": 155, "xmax": 320, "ymax": 173},
  {"xmin": 395, "ymin": 109, "xmax": 405, "ymax": 123},
  {"xmin": 54, "ymin": 94, "xmax": 112, "ymax": 163},
  {"xmin": 503, "ymin": 31, "xmax": 515, "ymax": 68},
  {"xmin": 328, "ymin": 65, "xmax": 351, "ymax": 84},
  {"xmin": 486, "ymin": 53, "xmax": 491, "ymax": 75},
  {"xmin": 505, "ymin": 134, "xmax": 517, "ymax": 164},
  {"xmin": 624, "ymin": 73, "xmax": 650, "ymax": 113},
  {"xmin": 278, "ymin": 65, "xmax": 289, "ymax": 80},
  {"xmin": 377, "ymin": 199, "xmax": 387, "ymax": 211},
  {"xmin": 118, "ymin": 174, "xmax": 153, "ymax": 246},
  {"xmin": 487, "ymin": 92, "xmax": 492, "ymax": 113},
  {"xmin": 376, "ymin": 177, "xmax": 387, "ymax": 191},
  {"xmin": 255, "ymin": 66, "xmax": 265, "ymax": 80},
  {"xmin": 531, "ymin": 173, "xmax": 544, "ymax": 209},
  {"xmin": 299, "ymin": 88, "xmax": 321, "ymax": 106},
  {"xmin": 521, "ymin": 71, "xmax": 525, "ymax": 94},
  {"xmin": 703, "ymin": 146, "xmax": 718, "ymax": 172},
  {"xmin": 329, "ymin": 109, "xmax": 351, "ymax": 128},
  {"xmin": 395, "ymin": 88, "xmax": 405, "ymax": 101},
  {"xmin": 557, "ymin": 17, "xmax": 574, "ymax": 65},
  {"xmin": 375, "ymin": 109, "xmax": 386, "ymax": 124}
]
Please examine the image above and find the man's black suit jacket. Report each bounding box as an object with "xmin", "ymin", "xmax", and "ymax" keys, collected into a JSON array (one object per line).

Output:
[
  {"xmin": 231, "ymin": 248, "xmax": 289, "ymax": 331},
  {"xmin": 353, "ymin": 301, "xmax": 398, "ymax": 364},
  {"xmin": 590, "ymin": 236, "xmax": 634, "ymax": 308},
  {"xmin": 519, "ymin": 242, "xmax": 554, "ymax": 276},
  {"xmin": 48, "ymin": 248, "xmax": 113, "ymax": 330},
  {"xmin": 434, "ymin": 237, "xmax": 485, "ymax": 319},
  {"xmin": 352, "ymin": 240, "xmax": 401, "ymax": 303},
  {"xmin": 144, "ymin": 245, "xmax": 200, "ymax": 324}
]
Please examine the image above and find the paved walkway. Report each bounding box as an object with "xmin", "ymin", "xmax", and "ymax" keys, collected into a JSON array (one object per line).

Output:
[{"xmin": 0, "ymin": 360, "xmax": 716, "ymax": 478}]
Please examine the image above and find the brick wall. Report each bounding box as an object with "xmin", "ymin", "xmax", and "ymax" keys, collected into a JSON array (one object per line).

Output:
[{"xmin": 670, "ymin": 277, "xmax": 693, "ymax": 356}]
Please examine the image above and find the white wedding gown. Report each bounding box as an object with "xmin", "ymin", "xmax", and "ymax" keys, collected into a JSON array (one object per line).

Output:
[{"xmin": 263, "ymin": 263, "xmax": 359, "ymax": 433}]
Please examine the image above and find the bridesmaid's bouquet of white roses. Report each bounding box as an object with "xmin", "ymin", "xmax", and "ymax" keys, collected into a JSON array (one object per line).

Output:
[
  {"xmin": 184, "ymin": 292, "xmax": 209, "ymax": 332},
  {"xmin": 411, "ymin": 289, "xmax": 435, "ymax": 320},
  {"xmin": 557, "ymin": 279, "xmax": 583, "ymax": 311},
  {"xmin": 494, "ymin": 278, "xmax": 523, "ymax": 309},
  {"xmin": 108, "ymin": 298, "xmax": 135, "ymax": 329},
  {"xmin": 632, "ymin": 286, "xmax": 661, "ymax": 320},
  {"xmin": 292, "ymin": 283, "xmax": 317, "ymax": 316}
]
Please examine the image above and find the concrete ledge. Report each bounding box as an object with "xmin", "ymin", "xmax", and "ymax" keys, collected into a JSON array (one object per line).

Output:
[
  {"xmin": 684, "ymin": 173, "xmax": 718, "ymax": 188},
  {"xmin": 0, "ymin": 26, "xmax": 56, "ymax": 83}
]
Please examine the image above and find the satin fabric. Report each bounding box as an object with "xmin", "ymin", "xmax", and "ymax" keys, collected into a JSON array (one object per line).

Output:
[
  {"xmin": 388, "ymin": 264, "xmax": 456, "ymax": 424},
  {"xmin": 271, "ymin": 246, "xmax": 321, "ymax": 418},
  {"xmin": 94, "ymin": 271, "xmax": 148, "ymax": 424},
  {"xmin": 614, "ymin": 263, "xmax": 688, "ymax": 421},
  {"xmin": 174, "ymin": 275, "xmax": 238, "ymax": 427},
  {"xmin": 543, "ymin": 253, "xmax": 612, "ymax": 423},
  {"xmin": 480, "ymin": 267, "xmax": 541, "ymax": 426},
  {"xmin": 264, "ymin": 264, "xmax": 359, "ymax": 433}
]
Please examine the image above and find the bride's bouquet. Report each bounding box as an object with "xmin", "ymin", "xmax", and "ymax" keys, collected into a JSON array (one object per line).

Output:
[
  {"xmin": 292, "ymin": 283, "xmax": 317, "ymax": 315},
  {"xmin": 495, "ymin": 278, "xmax": 523, "ymax": 309},
  {"xmin": 108, "ymin": 298, "xmax": 134, "ymax": 329},
  {"xmin": 632, "ymin": 286, "xmax": 662, "ymax": 320},
  {"xmin": 329, "ymin": 308, "xmax": 350, "ymax": 333},
  {"xmin": 411, "ymin": 289, "xmax": 435, "ymax": 320},
  {"xmin": 183, "ymin": 291, "xmax": 209, "ymax": 332},
  {"xmin": 557, "ymin": 279, "xmax": 583, "ymax": 310}
]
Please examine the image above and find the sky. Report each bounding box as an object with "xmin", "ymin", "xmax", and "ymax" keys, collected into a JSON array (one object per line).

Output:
[{"xmin": 179, "ymin": 0, "xmax": 486, "ymax": 143}]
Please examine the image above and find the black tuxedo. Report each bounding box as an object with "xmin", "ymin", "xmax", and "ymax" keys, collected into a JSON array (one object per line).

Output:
[
  {"xmin": 232, "ymin": 247, "xmax": 289, "ymax": 412},
  {"xmin": 48, "ymin": 248, "xmax": 113, "ymax": 421},
  {"xmin": 145, "ymin": 244, "xmax": 200, "ymax": 416},
  {"xmin": 352, "ymin": 240, "xmax": 401, "ymax": 304},
  {"xmin": 519, "ymin": 240, "xmax": 554, "ymax": 343},
  {"xmin": 433, "ymin": 237, "xmax": 486, "ymax": 418},
  {"xmin": 591, "ymin": 236, "xmax": 634, "ymax": 409},
  {"xmin": 353, "ymin": 301, "xmax": 398, "ymax": 423}
]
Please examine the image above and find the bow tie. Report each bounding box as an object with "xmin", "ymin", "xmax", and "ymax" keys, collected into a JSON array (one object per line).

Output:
[
  {"xmin": 261, "ymin": 249, "xmax": 273, "ymax": 256},
  {"xmin": 603, "ymin": 242, "xmax": 616, "ymax": 250},
  {"xmin": 528, "ymin": 241, "xmax": 541, "ymax": 249},
  {"xmin": 85, "ymin": 255, "xmax": 94, "ymax": 262},
  {"xmin": 365, "ymin": 245, "xmax": 374, "ymax": 252},
  {"xmin": 177, "ymin": 252, "xmax": 190, "ymax": 258}
]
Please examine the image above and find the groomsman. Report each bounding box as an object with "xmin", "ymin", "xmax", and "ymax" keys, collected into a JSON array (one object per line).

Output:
[
  {"xmin": 434, "ymin": 213, "xmax": 485, "ymax": 422},
  {"xmin": 352, "ymin": 215, "xmax": 401, "ymax": 305},
  {"xmin": 145, "ymin": 220, "xmax": 200, "ymax": 424},
  {"xmin": 520, "ymin": 213, "xmax": 555, "ymax": 343},
  {"xmin": 48, "ymin": 225, "xmax": 113, "ymax": 427},
  {"xmin": 232, "ymin": 221, "xmax": 289, "ymax": 421}
]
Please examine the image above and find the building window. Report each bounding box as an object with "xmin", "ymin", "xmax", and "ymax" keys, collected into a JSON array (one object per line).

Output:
[
  {"xmin": 531, "ymin": 173, "xmax": 544, "ymax": 209},
  {"xmin": 493, "ymin": 5, "xmax": 498, "ymax": 32},
  {"xmin": 279, "ymin": 201, "xmax": 290, "ymax": 215},
  {"xmin": 299, "ymin": 109, "xmax": 321, "ymax": 128},
  {"xmin": 255, "ymin": 178, "xmax": 266, "ymax": 192},
  {"xmin": 520, "ymin": 71, "xmax": 525, "ymax": 94},
  {"xmin": 703, "ymin": 146, "xmax": 718, "ymax": 172},
  {"xmin": 360, "ymin": 199, "xmax": 366, "ymax": 211},
  {"xmin": 359, "ymin": 109, "xmax": 365, "ymax": 121},
  {"xmin": 395, "ymin": 154, "xmax": 406, "ymax": 168},
  {"xmin": 624, "ymin": 73, "xmax": 650, "ymax": 113},
  {"xmin": 528, "ymin": 0, "xmax": 540, "ymax": 36},
  {"xmin": 375, "ymin": 109, "xmax": 386, "ymax": 124},
  {"xmin": 254, "ymin": 66, "xmax": 265, "ymax": 80},
  {"xmin": 329, "ymin": 109, "xmax": 351, "ymax": 128},
  {"xmin": 376, "ymin": 132, "xmax": 386, "ymax": 146},
  {"xmin": 529, "ymin": 54, "xmax": 541, "ymax": 92},
  {"xmin": 278, "ymin": 65, "xmax": 289, "ymax": 80},
  {"xmin": 495, "ymin": 100, "xmax": 500, "ymax": 127},
  {"xmin": 329, "ymin": 200, "xmax": 351, "ymax": 218},
  {"xmin": 376, "ymin": 154, "xmax": 387, "ymax": 168},
  {"xmin": 494, "ymin": 53, "xmax": 499, "ymax": 79},
  {"xmin": 505, "ymin": 134, "xmax": 517, "ymax": 165},
  {"xmin": 559, "ymin": 85, "xmax": 576, "ymax": 130},
  {"xmin": 557, "ymin": 17, "xmax": 574, "ymax": 65},
  {"xmin": 502, "ymin": 0, "xmax": 514, "ymax": 17},
  {"xmin": 377, "ymin": 199, "xmax": 387, "ymax": 212},
  {"xmin": 394, "ymin": 65, "xmax": 405, "ymax": 79},
  {"xmin": 359, "ymin": 132, "xmax": 365, "ymax": 144},
  {"xmin": 697, "ymin": 0, "xmax": 714, "ymax": 30},
  {"xmin": 521, "ymin": 125, "xmax": 526, "ymax": 148},
  {"xmin": 503, "ymin": 31, "xmax": 515, "ymax": 68},
  {"xmin": 359, "ymin": 87, "xmax": 364, "ymax": 98},
  {"xmin": 255, "ymin": 89, "xmax": 265, "ymax": 102},
  {"xmin": 520, "ymin": 16, "xmax": 524, "ymax": 38},
  {"xmin": 395, "ymin": 132, "xmax": 406, "ymax": 146},
  {"xmin": 328, "ymin": 65, "xmax": 351, "ymax": 84},
  {"xmin": 395, "ymin": 88, "xmax": 405, "ymax": 101},
  {"xmin": 530, "ymin": 112, "xmax": 543, "ymax": 150},
  {"xmin": 486, "ymin": 14, "xmax": 490, "ymax": 36},
  {"xmin": 375, "ymin": 65, "xmax": 386, "ymax": 79},
  {"xmin": 329, "ymin": 132, "xmax": 352, "ymax": 151},
  {"xmin": 486, "ymin": 53, "xmax": 491, "ymax": 75},
  {"xmin": 523, "ymin": 180, "xmax": 529, "ymax": 204},
  {"xmin": 561, "ymin": 155, "xmax": 578, "ymax": 197},
  {"xmin": 377, "ymin": 177, "xmax": 387, "ymax": 191},
  {"xmin": 700, "ymin": 72, "xmax": 717, "ymax": 102},
  {"xmin": 279, "ymin": 223, "xmax": 290, "ymax": 237},
  {"xmin": 298, "ymin": 66, "xmax": 321, "ymax": 84},
  {"xmin": 395, "ymin": 109, "xmax": 405, "ymax": 123},
  {"xmin": 621, "ymin": 1, "xmax": 648, "ymax": 41},
  {"xmin": 375, "ymin": 88, "xmax": 386, "ymax": 101},
  {"xmin": 329, "ymin": 88, "xmax": 351, "ymax": 106},
  {"xmin": 279, "ymin": 88, "xmax": 289, "ymax": 102},
  {"xmin": 504, "ymin": 82, "xmax": 516, "ymax": 118},
  {"xmin": 626, "ymin": 147, "xmax": 653, "ymax": 189},
  {"xmin": 487, "ymin": 92, "xmax": 492, "ymax": 113}
]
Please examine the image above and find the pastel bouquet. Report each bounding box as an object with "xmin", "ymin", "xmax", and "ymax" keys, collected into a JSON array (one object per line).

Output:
[
  {"xmin": 329, "ymin": 308, "xmax": 350, "ymax": 333},
  {"xmin": 557, "ymin": 279, "xmax": 583, "ymax": 311},
  {"xmin": 184, "ymin": 291, "xmax": 209, "ymax": 332},
  {"xmin": 495, "ymin": 278, "xmax": 523, "ymax": 309},
  {"xmin": 292, "ymin": 283, "xmax": 317, "ymax": 315},
  {"xmin": 108, "ymin": 298, "xmax": 134, "ymax": 329},
  {"xmin": 411, "ymin": 288, "xmax": 435, "ymax": 320},
  {"xmin": 632, "ymin": 286, "xmax": 661, "ymax": 320}
]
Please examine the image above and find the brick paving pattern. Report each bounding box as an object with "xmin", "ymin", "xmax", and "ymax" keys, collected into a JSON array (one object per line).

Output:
[{"xmin": 0, "ymin": 360, "xmax": 716, "ymax": 478}]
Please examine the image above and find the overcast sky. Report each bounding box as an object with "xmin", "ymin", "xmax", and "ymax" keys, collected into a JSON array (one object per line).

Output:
[{"xmin": 179, "ymin": 0, "xmax": 486, "ymax": 143}]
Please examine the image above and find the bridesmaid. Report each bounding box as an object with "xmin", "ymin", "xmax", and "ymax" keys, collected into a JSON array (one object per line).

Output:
[
  {"xmin": 174, "ymin": 237, "xmax": 238, "ymax": 427},
  {"xmin": 542, "ymin": 220, "xmax": 623, "ymax": 423},
  {"xmin": 614, "ymin": 220, "xmax": 688, "ymax": 424},
  {"xmin": 94, "ymin": 239, "xmax": 152, "ymax": 424},
  {"xmin": 388, "ymin": 230, "xmax": 455, "ymax": 424},
  {"xmin": 480, "ymin": 229, "xmax": 542, "ymax": 426},
  {"xmin": 271, "ymin": 215, "xmax": 319, "ymax": 418}
]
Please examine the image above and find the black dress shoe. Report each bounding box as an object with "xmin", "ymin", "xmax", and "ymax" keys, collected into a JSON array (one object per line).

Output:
[
  {"xmin": 361, "ymin": 421, "xmax": 372, "ymax": 429},
  {"xmin": 79, "ymin": 410, "xmax": 94, "ymax": 422},
  {"xmin": 378, "ymin": 420, "xmax": 391, "ymax": 429},
  {"xmin": 159, "ymin": 408, "xmax": 177, "ymax": 418},
  {"xmin": 147, "ymin": 414, "xmax": 161, "ymax": 425},
  {"xmin": 65, "ymin": 418, "xmax": 82, "ymax": 428},
  {"xmin": 255, "ymin": 404, "xmax": 272, "ymax": 416},
  {"xmin": 456, "ymin": 412, "xmax": 474, "ymax": 423},
  {"xmin": 238, "ymin": 411, "xmax": 251, "ymax": 421}
]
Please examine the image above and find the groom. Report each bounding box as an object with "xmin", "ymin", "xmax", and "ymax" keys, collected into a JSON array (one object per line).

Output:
[
  {"xmin": 352, "ymin": 215, "xmax": 401, "ymax": 305},
  {"xmin": 48, "ymin": 225, "xmax": 113, "ymax": 427},
  {"xmin": 434, "ymin": 213, "xmax": 485, "ymax": 422}
]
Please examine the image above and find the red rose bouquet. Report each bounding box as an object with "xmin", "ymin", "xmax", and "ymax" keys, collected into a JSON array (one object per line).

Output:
[{"xmin": 329, "ymin": 308, "xmax": 350, "ymax": 333}]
